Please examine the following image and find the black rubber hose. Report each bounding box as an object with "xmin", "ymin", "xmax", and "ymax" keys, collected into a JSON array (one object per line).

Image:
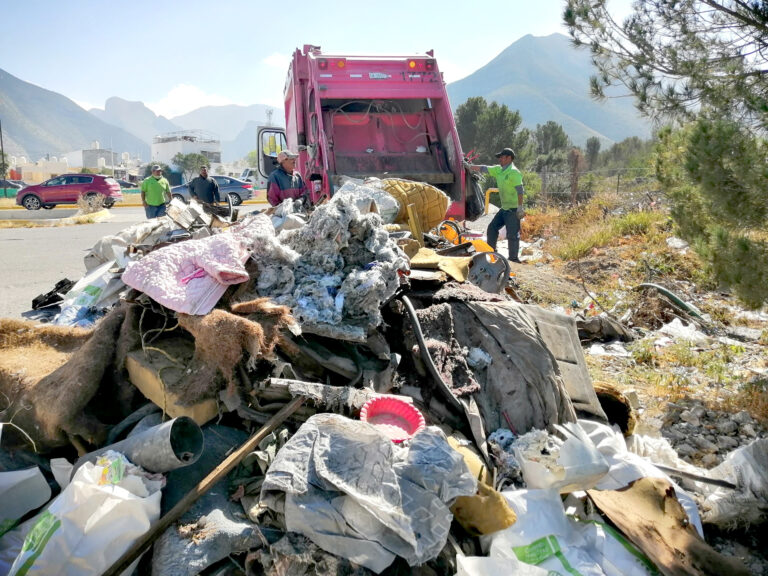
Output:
[
  {"xmin": 106, "ymin": 403, "xmax": 162, "ymax": 445},
  {"xmin": 400, "ymin": 295, "xmax": 463, "ymax": 412}
]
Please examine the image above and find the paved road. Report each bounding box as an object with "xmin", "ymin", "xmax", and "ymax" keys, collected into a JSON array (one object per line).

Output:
[
  {"xmin": 0, "ymin": 202, "xmax": 494, "ymax": 320},
  {"xmin": 0, "ymin": 205, "xmax": 265, "ymax": 320}
]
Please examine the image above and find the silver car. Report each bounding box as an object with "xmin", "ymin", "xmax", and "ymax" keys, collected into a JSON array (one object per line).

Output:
[{"xmin": 171, "ymin": 175, "xmax": 253, "ymax": 206}]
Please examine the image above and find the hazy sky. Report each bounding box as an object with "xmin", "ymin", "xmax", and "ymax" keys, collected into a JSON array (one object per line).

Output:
[{"xmin": 1, "ymin": 0, "xmax": 632, "ymax": 118}]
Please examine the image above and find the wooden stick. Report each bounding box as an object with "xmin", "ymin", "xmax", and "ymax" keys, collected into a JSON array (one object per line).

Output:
[
  {"xmin": 406, "ymin": 203, "xmax": 425, "ymax": 248},
  {"xmin": 102, "ymin": 396, "xmax": 305, "ymax": 576}
]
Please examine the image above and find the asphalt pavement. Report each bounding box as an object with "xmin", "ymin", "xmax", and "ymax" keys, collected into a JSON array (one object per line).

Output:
[
  {"xmin": 0, "ymin": 202, "xmax": 495, "ymax": 320},
  {"xmin": 0, "ymin": 204, "xmax": 265, "ymax": 320}
]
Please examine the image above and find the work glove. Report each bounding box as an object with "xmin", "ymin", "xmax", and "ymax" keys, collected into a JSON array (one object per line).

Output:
[{"xmin": 516, "ymin": 206, "xmax": 525, "ymax": 220}]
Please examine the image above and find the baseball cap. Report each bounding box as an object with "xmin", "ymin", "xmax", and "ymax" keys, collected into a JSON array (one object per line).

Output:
[
  {"xmin": 151, "ymin": 164, "xmax": 162, "ymax": 171},
  {"xmin": 277, "ymin": 150, "xmax": 298, "ymax": 163},
  {"xmin": 495, "ymin": 148, "xmax": 516, "ymax": 158}
]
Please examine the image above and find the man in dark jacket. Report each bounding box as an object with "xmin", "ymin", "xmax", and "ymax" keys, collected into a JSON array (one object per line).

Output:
[
  {"xmin": 188, "ymin": 166, "xmax": 220, "ymax": 204},
  {"xmin": 267, "ymin": 150, "xmax": 307, "ymax": 206}
]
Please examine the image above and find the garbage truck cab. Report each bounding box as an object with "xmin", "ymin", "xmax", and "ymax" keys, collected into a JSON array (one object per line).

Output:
[
  {"xmin": 263, "ymin": 45, "xmax": 467, "ymax": 218},
  {"xmin": 240, "ymin": 126, "xmax": 288, "ymax": 190}
]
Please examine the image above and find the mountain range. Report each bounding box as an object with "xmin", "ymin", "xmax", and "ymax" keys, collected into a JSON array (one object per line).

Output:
[
  {"xmin": 1, "ymin": 34, "xmax": 650, "ymax": 164},
  {"xmin": 0, "ymin": 69, "xmax": 150, "ymax": 162},
  {"xmin": 447, "ymin": 33, "xmax": 650, "ymax": 144}
]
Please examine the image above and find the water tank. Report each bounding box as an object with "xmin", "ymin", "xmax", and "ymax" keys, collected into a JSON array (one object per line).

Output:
[{"xmin": 91, "ymin": 141, "xmax": 100, "ymax": 150}]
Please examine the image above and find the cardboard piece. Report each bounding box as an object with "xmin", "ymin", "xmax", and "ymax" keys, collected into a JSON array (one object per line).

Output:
[
  {"xmin": 126, "ymin": 348, "xmax": 218, "ymax": 426},
  {"xmin": 587, "ymin": 477, "xmax": 750, "ymax": 576}
]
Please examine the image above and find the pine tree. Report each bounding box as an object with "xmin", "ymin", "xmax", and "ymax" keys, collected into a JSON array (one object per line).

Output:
[{"xmin": 564, "ymin": 0, "xmax": 768, "ymax": 129}]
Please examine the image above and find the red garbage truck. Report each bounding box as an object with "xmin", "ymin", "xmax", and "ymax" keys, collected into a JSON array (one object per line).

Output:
[{"xmin": 256, "ymin": 45, "xmax": 471, "ymax": 219}]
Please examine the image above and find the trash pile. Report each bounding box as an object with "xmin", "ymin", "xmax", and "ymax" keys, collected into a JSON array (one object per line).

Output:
[{"xmin": 1, "ymin": 181, "xmax": 766, "ymax": 575}]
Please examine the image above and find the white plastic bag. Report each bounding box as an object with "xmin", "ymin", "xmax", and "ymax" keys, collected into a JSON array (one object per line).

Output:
[
  {"xmin": 573, "ymin": 520, "xmax": 656, "ymax": 576},
  {"xmin": 53, "ymin": 259, "xmax": 124, "ymax": 326},
  {"xmin": 462, "ymin": 488, "xmax": 656, "ymax": 576},
  {"xmin": 700, "ymin": 438, "xmax": 768, "ymax": 528},
  {"xmin": 514, "ymin": 422, "xmax": 609, "ymax": 493},
  {"xmin": 580, "ymin": 420, "xmax": 704, "ymax": 536},
  {"xmin": 5, "ymin": 451, "xmax": 161, "ymax": 576},
  {"xmin": 483, "ymin": 489, "xmax": 607, "ymax": 576}
]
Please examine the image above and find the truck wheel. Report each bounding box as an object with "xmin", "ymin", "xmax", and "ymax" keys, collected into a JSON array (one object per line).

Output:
[
  {"xmin": 227, "ymin": 193, "xmax": 242, "ymax": 206},
  {"xmin": 22, "ymin": 195, "xmax": 42, "ymax": 210}
]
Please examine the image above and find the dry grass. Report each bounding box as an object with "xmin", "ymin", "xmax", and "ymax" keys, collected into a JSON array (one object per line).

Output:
[
  {"xmin": 75, "ymin": 193, "xmax": 106, "ymax": 214},
  {"xmin": 521, "ymin": 208, "xmax": 561, "ymax": 240},
  {"xmin": 0, "ymin": 318, "xmax": 91, "ymax": 349},
  {"xmin": 551, "ymin": 211, "xmax": 667, "ymax": 261}
]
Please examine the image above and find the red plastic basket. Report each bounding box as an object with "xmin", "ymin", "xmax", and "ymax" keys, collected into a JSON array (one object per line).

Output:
[{"xmin": 360, "ymin": 397, "xmax": 426, "ymax": 443}]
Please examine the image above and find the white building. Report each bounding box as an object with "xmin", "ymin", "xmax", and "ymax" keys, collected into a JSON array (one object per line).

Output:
[
  {"xmin": 62, "ymin": 148, "xmax": 118, "ymax": 170},
  {"xmin": 151, "ymin": 130, "xmax": 221, "ymax": 166}
]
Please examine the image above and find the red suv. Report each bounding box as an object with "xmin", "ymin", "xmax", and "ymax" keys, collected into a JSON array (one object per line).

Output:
[{"xmin": 16, "ymin": 174, "xmax": 123, "ymax": 210}]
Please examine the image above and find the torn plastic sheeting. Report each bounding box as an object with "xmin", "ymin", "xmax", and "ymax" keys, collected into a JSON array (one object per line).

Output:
[
  {"xmin": 696, "ymin": 437, "xmax": 768, "ymax": 529},
  {"xmin": 0, "ymin": 467, "xmax": 51, "ymax": 537},
  {"xmin": 479, "ymin": 489, "xmax": 610, "ymax": 576},
  {"xmin": 465, "ymin": 488, "xmax": 656, "ymax": 576},
  {"xmin": 514, "ymin": 422, "xmax": 610, "ymax": 494},
  {"xmin": 83, "ymin": 217, "xmax": 174, "ymax": 272},
  {"xmin": 53, "ymin": 259, "xmax": 125, "ymax": 327},
  {"xmin": 1, "ymin": 451, "xmax": 162, "ymax": 576},
  {"xmin": 260, "ymin": 413, "xmax": 476, "ymax": 573},
  {"xmin": 587, "ymin": 343, "xmax": 631, "ymax": 357},
  {"xmin": 656, "ymin": 318, "xmax": 709, "ymax": 345},
  {"xmin": 580, "ymin": 420, "xmax": 704, "ymax": 536}
]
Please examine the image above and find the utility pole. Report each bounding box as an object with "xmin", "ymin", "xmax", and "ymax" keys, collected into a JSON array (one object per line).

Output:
[{"xmin": 0, "ymin": 118, "xmax": 5, "ymax": 178}]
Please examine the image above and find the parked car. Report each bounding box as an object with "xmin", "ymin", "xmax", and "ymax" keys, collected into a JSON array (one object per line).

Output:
[
  {"xmin": 0, "ymin": 179, "xmax": 22, "ymax": 189},
  {"xmin": 116, "ymin": 179, "xmax": 137, "ymax": 189},
  {"xmin": 16, "ymin": 174, "xmax": 123, "ymax": 210},
  {"xmin": 10, "ymin": 180, "xmax": 28, "ymax": 189},
  {"xmin": 171, "ymin": 175, "xmax": 253, "ymax": 206}
]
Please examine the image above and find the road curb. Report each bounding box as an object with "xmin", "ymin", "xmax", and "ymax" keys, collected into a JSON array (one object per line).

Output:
[{"xmin": 0, "ymin": 209, "xmax": 112, "ymax": 227}]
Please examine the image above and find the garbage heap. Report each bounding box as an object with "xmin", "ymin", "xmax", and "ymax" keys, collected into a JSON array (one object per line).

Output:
[{"xmin": 0, "ymin": 179, "xmax": 764, "ymax": 576}]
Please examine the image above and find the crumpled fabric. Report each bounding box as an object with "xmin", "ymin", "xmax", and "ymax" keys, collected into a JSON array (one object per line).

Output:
[
  {"xmin": 122, "ymin": 216, "xmax": 275, "ymax": 315},
  {"xmin": 238, "ymin": 194, "xmax": 407, "ymax": 329},
  {"xmin": 260, "ymin": 414, "xmax": 476, "ymax": 573}
]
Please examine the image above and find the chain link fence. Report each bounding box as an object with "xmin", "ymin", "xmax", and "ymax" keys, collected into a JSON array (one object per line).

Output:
[{"xmin": 527, "ymin": 167, "xmax": 659, "ymax": 208}]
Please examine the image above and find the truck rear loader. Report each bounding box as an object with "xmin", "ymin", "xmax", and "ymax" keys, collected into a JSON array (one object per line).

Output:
[{"xmin": 257, "ymin": 45, "xmax": 471, "ymax": 219}]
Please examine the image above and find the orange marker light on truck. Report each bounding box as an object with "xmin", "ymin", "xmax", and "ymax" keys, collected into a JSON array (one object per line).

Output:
[
  {"xmin": 408, "ymin": 60, "xmax": 417, "ymax": 69},
  {"xmin": 337, "ymin": 59, "xmax": 346, "ymax": 68}
]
